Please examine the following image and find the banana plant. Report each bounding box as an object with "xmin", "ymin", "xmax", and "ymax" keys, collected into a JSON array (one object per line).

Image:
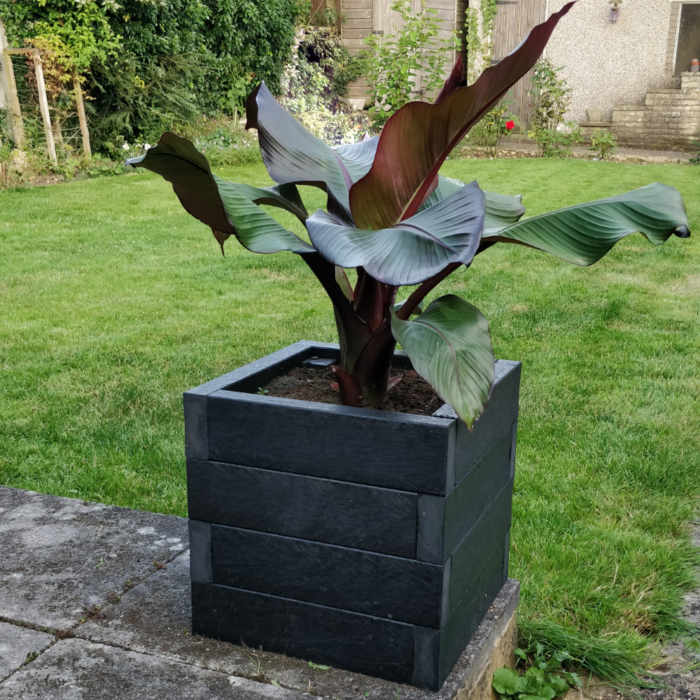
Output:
[{"xmin": 128, "ymin": 1, "xmax": 690, "ymax": 428}]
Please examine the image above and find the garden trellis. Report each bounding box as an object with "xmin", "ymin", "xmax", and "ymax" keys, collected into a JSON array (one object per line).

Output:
[{"xmin": 0, "ymin": 19, "xmax": 91, "ymax": 161}]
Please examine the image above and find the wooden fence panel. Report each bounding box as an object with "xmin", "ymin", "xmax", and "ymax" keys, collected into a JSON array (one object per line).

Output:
[{"xmin": 491, "ymin": 0, "xmax": 546, "ymax": 131}]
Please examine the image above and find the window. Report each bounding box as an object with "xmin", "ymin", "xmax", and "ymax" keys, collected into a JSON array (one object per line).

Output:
[{"xmin": 675, "ymin": 3, "xmax": 700, "ymax": 76}]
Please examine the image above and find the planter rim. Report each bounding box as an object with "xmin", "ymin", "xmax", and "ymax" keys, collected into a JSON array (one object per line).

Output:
[{"xmin": 185, "ymin": 340, "xmax": 521, "ymax": 426}]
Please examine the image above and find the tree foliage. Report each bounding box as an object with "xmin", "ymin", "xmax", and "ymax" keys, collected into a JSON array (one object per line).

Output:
[{"xmin": 0, "ymin": 0, "xmax": 305, "ymax": 152}]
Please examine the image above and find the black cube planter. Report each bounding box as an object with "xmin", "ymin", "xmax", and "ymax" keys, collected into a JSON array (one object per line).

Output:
[{"xmin": 184, "ymin": 341, "xmax": 521, "ymax": 691}]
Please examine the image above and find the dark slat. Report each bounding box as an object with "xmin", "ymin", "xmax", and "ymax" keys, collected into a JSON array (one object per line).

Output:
[
  {"xmin": 211, "ymin": 526, "xmax": 444, "ymax": 627},
  {"xmin": 437, "ymin": 543, "xmax": 508, "ymax": 687},
  {"xmin": 443, "ymin": 426, "xmax": 515, "ymax": 557},
  {"xmin": 191, "ymin": 582, "xmax": 416, "ymax": 685},
  {"xmin": 206, "ymin": 390, "xmax": 454, "ymax": 495},
  {"xmin": 415, "ymin": 427, "xmax": 514, "ymax": 565},
  {"xmin": 448, "ymin": 480, "xmax": 513, "ymax": 614},
  {"xmin": 416, "ymin": 493, "xmax": 446, "ymax": 563},
  {"xmin": 184, "ymin": 341, "xmax": 323, "ymax": 397},
  {"xmin": 413, "ymin": 626, "xmax": 440, "ymax": 689},
  {"xmin": 451, "ymin": 362, "xmax": 520, "ymax": 486},
  {"xmin": 187, "ymin": 460, "xmax": 418, "ymax": 558},
  {"xmin": 188, "ymin": 520, "xmax": 212, "ymax": 584},
  {"xmin": 183, "ymin": 392, "xmax": 208, "ymax": 460}
]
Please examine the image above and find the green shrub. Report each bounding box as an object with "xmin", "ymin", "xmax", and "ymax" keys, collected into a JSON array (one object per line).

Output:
[
  {"xmin": 87, "ymin": 52, "xmax": 207, "ymax": 154},
  {"xmin": 279, "ymin": 25, "xmax": 372, "ymax": 145},
  {"xmin": 360, "ymin": 0, "xmax": 457, "ymax": 127},
  {"xmin": 464, "ymin": 0, "xmax": 498, "ymax": 84},
  {"xmin": 468, "ymin": 97, "xmax": 518, "ymax": 157},
  {"xmin": 530, "ymin": 127, "xmax": 582, "ymax": 158},
  {"xmin": 493, "ymin": 645, "xmax": 582, "ymax": 700},
  {"xmin": 184, "ymin": 117, "xmax": 262, "ymax": 168},
  {"xmin": 689, "ymin": 139, "xmax": 700, "ymax": 165},
  {"xmin": 204, "ymin": 0, "xmax": 304, "ymax": 97},
  {"xmin": 589, "ymin": 129, "xmax": 618, "ymax": 160},
  {"xmin": 527, "ymin": 58, "xmax": 580, "ymax": 157},
  {"xmin": 0, "ymin": 0, "xmax": 304, "ymax": 154}
]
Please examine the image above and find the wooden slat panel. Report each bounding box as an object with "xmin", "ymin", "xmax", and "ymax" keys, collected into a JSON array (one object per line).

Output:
[
  {"xmin": 192, "ymin": 582, "xmax": 417, "ymax": 685},
  {"xmin": 211, "ymin": 525, "xmax": 444, "ymax": 627},
  {"xmin": 491, "ymin": 0, "xmax": 546, "ymax": 130},
  {"xmin": 434, "ymin": 9, "xmax": 455, "ymax": 22},
  {"xmin": 343, "ymin": 28, "xmax": 373, "ymax": 39},
  {"xmin": 188, "ymin": 459, "xmax": 419, "ymax": 558},
  {"xmin": 428, "ymin": 0, "xmax": 456, "ymax": 9},
  {"xmin": 343, "ymin": 18, "xmax": 373, "ymax": 29},
  {"xmin": 343, "ymin": 8, "xmax": 372, "ymax": 18}
]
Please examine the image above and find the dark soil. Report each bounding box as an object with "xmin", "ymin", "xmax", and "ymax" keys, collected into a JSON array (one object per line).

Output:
[{"xmin": 260, "ymin": 365, "xmax": 444, "ymax": 416}]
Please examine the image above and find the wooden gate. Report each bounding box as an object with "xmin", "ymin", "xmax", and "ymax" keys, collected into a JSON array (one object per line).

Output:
[{"xmin": 491, "ymin": 0, "xmax": 546, "ymax": 131}]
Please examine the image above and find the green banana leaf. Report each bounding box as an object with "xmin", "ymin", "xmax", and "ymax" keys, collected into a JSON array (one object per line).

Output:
[
  {"xmin": 483, "ymin": 183, "xmax": 690, "ymax": 266},
  {"xmin": 391, "ymin": 295, "xmax": 495, "ymax": 428},
  {"xmin": 306, "ymin": 181, "xmax": 485, "ymax": 286},
  {"xmin": 128, "ymin": 133, "xmax": 312, "ymax": 254}
]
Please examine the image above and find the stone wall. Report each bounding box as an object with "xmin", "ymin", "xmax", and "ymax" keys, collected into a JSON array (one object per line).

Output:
[
  {"xmin": 612, "ymin": 73, "xmax": 700, "ymax": 149},
  {"xmin": 544, "ymin": 0, "xmax": 676, "ymax": 124}
]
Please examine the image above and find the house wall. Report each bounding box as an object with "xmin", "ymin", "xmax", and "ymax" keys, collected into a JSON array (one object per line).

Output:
[{"xmin": 544, "ymin": 0, "xmax": 677, "ymax": 124}]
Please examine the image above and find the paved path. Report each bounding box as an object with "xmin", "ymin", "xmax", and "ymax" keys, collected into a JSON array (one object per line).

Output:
[
  {"xmin": 0, "ymin": 486, "xmax": 518, "ymax": 699},
  {"xmin": 1, "ymin": 486, "xmax": 695, "ymax": 699}
]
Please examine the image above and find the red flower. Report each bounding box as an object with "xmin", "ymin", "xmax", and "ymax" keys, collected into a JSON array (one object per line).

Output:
[{"xmin": 506, "ymin": 120, "xmax": 515, "ymax": 131}]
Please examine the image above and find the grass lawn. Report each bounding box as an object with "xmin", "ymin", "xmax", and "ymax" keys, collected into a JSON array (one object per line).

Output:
[{"xmin": 1, "ymin": 158, "xmax": 698, "ymax": 681}]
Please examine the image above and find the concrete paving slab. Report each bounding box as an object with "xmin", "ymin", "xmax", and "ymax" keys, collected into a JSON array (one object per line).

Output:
[
  {"xmin": 0, "ymin": 638, "xmax": 309, "ymax": 700},
  {"xmin": 0, "ymin": 486, "xmax": 33, "ymax": 515},
  {"xmin": 0, "ymin": 621, "xmax": 53, "ymax": 681},
  {"xmin": 1, "ymin": 487, "xmax": 520, "ymax": 699},
  {"xmin": 78, "ymin": 550, "xmax": 519, "ymax": 699},
  {"xmin": 0, "ymin": 487, "xmax": 187, "ymax": 630}
]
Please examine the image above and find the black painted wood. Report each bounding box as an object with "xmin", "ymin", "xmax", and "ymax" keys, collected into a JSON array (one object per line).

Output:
[
  {"xmin": 206, "ymin": 391, "xmax": 455, "ymax": 495},
  {"xmin": 188, "ymin": 520, "xmax": 212, "ymax": 584},
  {"xmin": 443, "ymin": 426, "xmax": 515, "ymax": 558},
  {"xmin": 210, "ymin": 525, "xmax": 444, "ymax": 627},
  {"xmin": 415, "ymin": 426, "xmax": 514, "ymax": 565},
  {"xmin": 416, "ymin": 494, "xmax": 446, "ymax": 563},
  {"xmin": 185, "ymin": 341, "xmax": 324, "ymax": 397},
  {"xmin": 184, "ymin": 342, "xmax": 522, "ymax": 691},
  {"xmin": 448, "ymin": 480, "xmax": 513, "ymax": 616},
  {"xmin": 300, "ymin": 356, "xmax": 335, "ymax": 369},
  {"xmin": 187, "ymin": 459, "xmax": 418, "ymax": 558},
  {"xmin": 413, "ymin": 626, "xmax": 440, "ymax": 689},
  {"xmin": 438, "ymin": 543, "xmax": 507, "ymax": 687},
  {"xmin": 191, "ymin": 582, "xmax": 416, "ymax": 685},
  {"xmin": 434, "ymin": 360, "xmax": 521, "ymax": 487},
  {"xmin": 183, "ymin": 392, "xmax": 208, "ymax": 460}
]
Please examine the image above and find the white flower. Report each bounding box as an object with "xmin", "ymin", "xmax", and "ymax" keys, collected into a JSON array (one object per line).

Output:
[
  {"xmin": 122, "ymin": 143, "xmax": 130, "ymax": 151},
  {"xmin": 144, "ymin": 143, "xmax": 152, "ymax": 150}
]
